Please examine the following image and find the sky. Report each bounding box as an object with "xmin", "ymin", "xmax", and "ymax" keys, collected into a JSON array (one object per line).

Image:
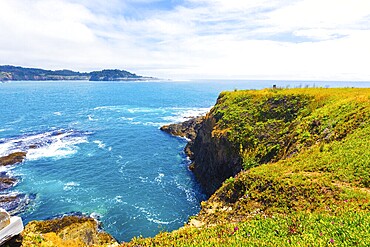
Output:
[{"xmin": 0, "ymin": 0, "xmax": 370, "ymax": 80}]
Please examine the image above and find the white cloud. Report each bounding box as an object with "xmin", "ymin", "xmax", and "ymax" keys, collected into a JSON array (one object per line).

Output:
[
  {"xmin": 268, "ymin": 0, "xmax": 370, "ymax": 29},
  {"xmin": 0, "ymin": 0, "xmax": 369, "ymax": 80}
]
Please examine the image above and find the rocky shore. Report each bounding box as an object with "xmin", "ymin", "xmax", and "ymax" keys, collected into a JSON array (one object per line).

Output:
[
  {"xmin": 0, "ymin": 152, "xmax": 30, "ymax": 214},
  {"xmin": 160, "ymin": 116, "xmax": 204, "ymax": 159},
  {"xmin": 161, "ymin": 113, "xmax": 242, "ymax": 196},
  {"xmin": 6, "ymin": 215, "xmax": 117, "ymax": 246},
  {"xmin": 0, "ymin": 135, "xmax": 117, "ymax": 246}
]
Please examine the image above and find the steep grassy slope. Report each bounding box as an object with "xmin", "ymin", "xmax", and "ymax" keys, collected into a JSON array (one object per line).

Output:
[{"xmin": 124, "ymin": 88, "xmax": 370, "ymax": 246}]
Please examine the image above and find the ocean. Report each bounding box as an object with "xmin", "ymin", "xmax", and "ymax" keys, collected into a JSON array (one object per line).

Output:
[{"xmin": 1, "ymin": 79, "xmax": 370, "ymax": 241}]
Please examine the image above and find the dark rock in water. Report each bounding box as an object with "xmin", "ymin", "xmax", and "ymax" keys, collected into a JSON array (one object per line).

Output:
[
  {"xmin": 160, "ymin": 116, "xmax": 204, "ymax": 141},
  {"xmin": 21, "ymin": 215, "xmax": 117, "ymax": 246},
  {"xmin": 160, "ymin": 116, "xmax": 205, "ymax": 159},
  {"xmin": 28, "ymin": 144, "xmax": 38, "ymax": 149},
  {"xmin": 0, "ymin": 152, "xmax": 27, "ymax": 166},
  {"xmin": 0, "ymin": 193, "xmax": 33, "ymax": 215},
  {"xmin": 0, "ymin": 176, "xmax": 17, "ymax": 190},
  {"xmin": 45, "ymin": 211, "xmax": 86, "ymax": 220}
]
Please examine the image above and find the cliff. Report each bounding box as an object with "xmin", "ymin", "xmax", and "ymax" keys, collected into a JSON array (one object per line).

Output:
[
  {"xmin": 133, "ymin": 88, "xmax": 370, "ymax": 246},
  {"xmin": 0, "ymin": 65, "xmax": 155, "ymax": 81}
]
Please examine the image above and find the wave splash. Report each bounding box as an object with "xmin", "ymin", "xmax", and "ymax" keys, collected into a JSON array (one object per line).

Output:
[
  {"xmin": 93, "ymin": 105, "xmax": 211, "ymax": 127},
  {"xmin": 0, "ymin": 129, "xmax": 90, "ymax": 161},
  {"xmin": 0, "ymin": 129, "xmax": 90, "ymax": 215}
]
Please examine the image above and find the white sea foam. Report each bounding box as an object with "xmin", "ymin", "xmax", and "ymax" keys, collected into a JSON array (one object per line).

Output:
[
  {"xmin": 53, "ymin": 112, "xmax": 62, "ymax": 116},
  {"xmin": 63, "ymin": 182, "xmax": 80, "ymax": 191},
  {"xmin": 90, "ymin": 212, "xmax": 103, "ymax": 220},
  {"xmin": 93, "ymin": 140, "xmax": 106, "ymax": 149},
  {"xmin": 7, "ymin": 117, "xmax": 25, "ymax": 125},
  {"xmin": 147, "ymin": 217, "xmax": 173, "ymax": 225},
  {"xmin": 94, "ymin": 106, "xmax": 119, "ymax": 111},
  {"xmin": 119, "ymin": 117, "xmax": 134, "ymax": 121},
  {"xmin": 0, "ymin": 129, "xmax": 89, "ymax": 161},
  {"xmin": 127, "ymin": 108, "xmax": 162, "ymax": 114},
  {"xmin": 27, "ymin": 135, "xmax": 87, "ymax": 161},
  {"xmin": 131, "ymin": 121, "xmax": 142, "ymax": 125},
  {"xmin": 114, "ymin": 196, "xmax": 123, "ymax": 203},
  {"xmin": 0, "ymin": 165, "xmax": 15, "ymax": 173},
  {"xmin": 138, "ymin": 176, "xmax": 148, "ymax": 183},
  {"xmin": 95, "ymin": 105, "xmax": 166, "ymax": 114},
  {"xmin": 142, "ymin": 121, "xmax": 165, "ymax": 127},
  {"xmin": 154, "ymin": 173, "xmax": 165, "ymax": 184},
  {"xmin": 0, "ymin": 142, "xmax": 16, "ymax": 157},
  {"xmin": 175, "ymin": 180, "xmax": 197, "ymax": 203},
  {"xmin": 162, "ymin": 107, "xmax": 211, "ymax": 123},
  {"xmin": 133, "ymin": 204, "xmax": 174, "ymax": 225}
]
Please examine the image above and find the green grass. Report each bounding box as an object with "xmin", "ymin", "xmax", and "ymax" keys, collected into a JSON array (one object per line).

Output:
[
  {"xmin": 122, "ymin": 88, "xmax": 370, "ymax": 246},
  {"xmin": 125, "ymin": 212, "xmax": 370, "ymax": 247},
  {"xmin": 212, "ymin": 88, "xmax": 370, "ymax": 167}
]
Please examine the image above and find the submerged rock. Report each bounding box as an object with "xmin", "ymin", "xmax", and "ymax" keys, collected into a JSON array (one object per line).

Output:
[
  {"xmin": 19, "ymin": 215, "xmax": 118, "ymax": 246},
  {"xmin": 0, "ymin": 152, "xmax": 27, "ymax": 166},
  {"xmin": 0, "ymin": 193, "xmax": 33, "ymax": 215},
  {"xmin": 0, "ymin": 176, "xmax": 17, "ymax": 190}
]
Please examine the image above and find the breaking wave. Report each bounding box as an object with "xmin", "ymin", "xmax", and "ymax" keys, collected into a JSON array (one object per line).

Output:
[{"xmin": 0, "ymin": 129, "xmax": 90, "ymax": 161}]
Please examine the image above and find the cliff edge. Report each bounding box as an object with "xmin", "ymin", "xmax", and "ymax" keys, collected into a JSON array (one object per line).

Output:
[{"xmin": 133, "ymin": 88, "xmax": 370, "ymax": 246}]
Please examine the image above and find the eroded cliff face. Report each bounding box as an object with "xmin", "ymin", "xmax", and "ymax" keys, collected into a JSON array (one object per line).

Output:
[
  {"xmin": 161, "ymin": 113, "xmax": 242, "ymax": 196},
  {"xmin": 188, "ymin": 114, "xmax": 242, "ymax": 196},
  {"xmin": 161, "ymin": 88, "xmax": 370, "ymax": 197}
]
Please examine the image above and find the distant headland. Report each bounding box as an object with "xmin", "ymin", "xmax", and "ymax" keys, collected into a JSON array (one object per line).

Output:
[{"xmin": 0, "ymin": 65, "xmax": 157, "ymax": 81}]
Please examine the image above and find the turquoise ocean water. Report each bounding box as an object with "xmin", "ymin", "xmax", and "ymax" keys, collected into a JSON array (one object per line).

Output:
[{"xmin": 1, "ymin": 80, "xmax": 369, "ymax": 241}]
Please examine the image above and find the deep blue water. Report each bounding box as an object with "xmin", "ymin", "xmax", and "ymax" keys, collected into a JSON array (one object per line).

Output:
[{"xmin": 1, "ymin": 80, "xmax": 370, "ymax": 241}]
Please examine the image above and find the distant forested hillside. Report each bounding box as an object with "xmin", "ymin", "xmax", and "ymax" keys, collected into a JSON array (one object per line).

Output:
[{"xmin": 0, "ymin": 65, "xmax": 154, "ymax": 81}]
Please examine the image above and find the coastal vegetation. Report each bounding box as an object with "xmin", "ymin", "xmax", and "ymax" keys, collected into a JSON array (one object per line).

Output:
[
  {"xmin": 128, "ymin": 88, "xmax": 370, "ymax": 246},
  {"xmin": 0, "ymin": 65, "xmax": 154, "ymax": 81},
  {"xmin": 3, "ymin": 87, "xmax": 370, "ymax": 246}
]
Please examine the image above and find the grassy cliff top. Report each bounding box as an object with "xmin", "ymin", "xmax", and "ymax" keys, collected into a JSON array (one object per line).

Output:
[{"xmin": 125, "ymin": 88, "xmax": 370, "ymax": 246}]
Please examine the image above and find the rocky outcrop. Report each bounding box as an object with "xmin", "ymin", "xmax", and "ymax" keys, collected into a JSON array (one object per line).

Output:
[
  {"xmin": 8, "ymin": 215, "xmax": 118, "ymax": 247},
  {"xmin": 0, "ymin": 152, "xmax": 26, "ymax": 166},
  {"xmin": 160, "ymin": 116, "xmax": 204, "ymax": 158},
  {"xmin": 0, "ymin": 176, "xmax": 17, "ymax": 190},
  {"xmin": 160, "ymin": 116, "xmax": 204, "ymax": 141},
  {"xmin": 161, "ymin": 114, "xmax": 242, "ymax": 196},
  {"xmin": 0, "ymin": 193, "xmax": 34, "ymax": 215},
  {"xmin": 188, "ymin": 115, "xmax": 242, "ymax": 196},
  {"xmin": 0, "ymin": 152, "xmax": 28, "ymax": 214}
]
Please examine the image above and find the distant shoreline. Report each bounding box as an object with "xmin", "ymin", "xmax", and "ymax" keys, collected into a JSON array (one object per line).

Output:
[{"xmin": 0, "ymin": 65, "xmax": 157, "ymax": 82}]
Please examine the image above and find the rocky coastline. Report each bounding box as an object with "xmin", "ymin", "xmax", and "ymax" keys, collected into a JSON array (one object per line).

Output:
[
  {"xmin": 2, "ymin": 88, "xmax": 370, "ymax": 246},
  {"xmin": 160, "ymin": 111, "xmax": 242, "ymax": 196},
  {"xmin": 0, "ymin": 152, "xmax": 30, "ymax": 215},
  {"xmin": 0, "ymin": 145, "xmax": 117, "ymax": 246},
  {"xmin": 6, "ymin": 214, "xmax": 117, "ymax": 246}
]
